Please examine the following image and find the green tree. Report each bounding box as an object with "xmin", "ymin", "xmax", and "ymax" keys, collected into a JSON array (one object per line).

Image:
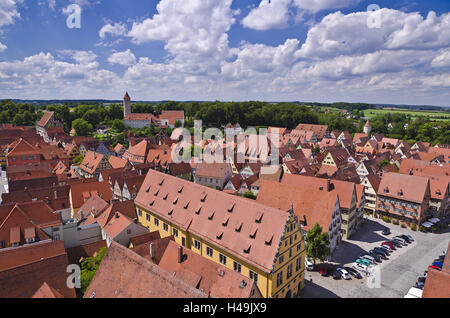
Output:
[
  {"xmin": 80, "ymin": 247, "xmax": 107, "ymax": 294},
  {"xmin": 379, "ymin": 159, "xmax": 390, "ymax": 169},
  {"xmin": 82, "ymin": 109, "xmax": 101, "ymax": 127},
  {"xmin": 305, "ymin": 223, "xmax": 330, "ymax": 265},
  {"xmin": 243, "ymin": 191, "xmax": 256, "ymax": 200},
  {"xmin": 72, "ymin": 118, "xmax": 94, "ymax": 136},
  {"xmin": 112, "ymin": 119, "xmax": 125, "ymax": 132},
  {"xmin": 72, "ymin": 154, "xmax": 84, "ymax": 166}
]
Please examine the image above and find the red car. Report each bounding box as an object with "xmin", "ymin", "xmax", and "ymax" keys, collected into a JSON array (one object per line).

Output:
[
  {"xmin": 428, "ymin": 265, "xmax": 441, "ymax": 271},
  {"xmin": 382, "ymin": 242, "xmax": 395, "ymax": 250},
  {"xmin": 317, "ymin": 267, "xmax": 329, "ymax": 277}
]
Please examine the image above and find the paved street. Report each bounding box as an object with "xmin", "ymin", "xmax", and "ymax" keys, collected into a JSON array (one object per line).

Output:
[{"xmin": 301, "ymin": 216, "xmax": 450, "ymax": 298}]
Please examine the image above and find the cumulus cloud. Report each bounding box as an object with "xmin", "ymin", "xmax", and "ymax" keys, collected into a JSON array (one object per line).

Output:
[
  {"xmin": 127, "ymin": 0, "xmax": 236, "ymax": 70},
  {"xmin": 108, "ymin": 49, "xmax": 136, "ymax": 66},
  {"xmin": 99, "ymin": 22, "xmax": 128, "ymax": 39},
  {"xmin": 241, "ymin": 0, "xmax": 362, "ymax": 30},
  {"xmin": 242, "ymin": 0, "xmax": 292, "ymax": 31},
  {"xmin": 0, "ymin": 42, "xmax": 6, "ymax": 52},
  {"xmin": 0, "ymin": 0, "xmax": 22, "ymax": 29},
  {"xmin": 0, "ymin": 52, "xmax": 119, "ymax": 98},
  {"xmin": 296, "ymin": 9, "xmax": 450, "ymax": 59},
  {"xmin": 431, "ymin": 49, "xmax": 450, "ymax": 68}
]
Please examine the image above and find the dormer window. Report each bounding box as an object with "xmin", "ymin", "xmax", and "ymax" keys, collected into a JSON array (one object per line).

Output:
[
  {"xmin": 265, "ymin": 234, "xmax": 273, "ymax": 246},
  {"xmin": 208, "ymin": 211, "xmax": 215, "ymax": 220},
  {"xmin": 146, "ymin": 186, "xmax": 150, "ymax": 192},
  {"xmin": 195, "ymin": 206, "xmax": 201, "ymax": 215},
  {"xmin": 159, "ymin": 179, "xmax": 164, "ymax": 186},
  {"xmin": 228, "ymin": 202, "xmax": 235, "ymax": 212},
  {"xmin": 222, "ymin": 216, "xmax": 229, "ymax": 227},
  {"xmin": 178, "ymin": 186, "xmax": 184, "ymax": 193},
  {"xmin": 384, "ymin": 187, "xmax": 389, "ymax": 193},
  {"xmin": 200, "ymin": 193, "xmax": 207, "ymax": 202},
  {"xmin": 255, "ymin": 212, "xmax": 263, "ymax": 223},
  {"xmin": 235, "ymin": 222, "xmax": 243, "ymax": 232},
  {"xmin": 173, "ymin": 197, "xmax": 178, "ymax": 205},
  {"xmin": 397, "ymin": 190, "xmax": 403, "ymax": 196}
]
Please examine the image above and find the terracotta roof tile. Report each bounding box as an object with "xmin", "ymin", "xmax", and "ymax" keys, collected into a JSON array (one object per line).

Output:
[
  {"xmin": 84, "ymin": 241, "xmax": 207, "ymax": 298},
  {"xmin": 135, "ymin": 170, "xmax": 290, "ymax": 273}
]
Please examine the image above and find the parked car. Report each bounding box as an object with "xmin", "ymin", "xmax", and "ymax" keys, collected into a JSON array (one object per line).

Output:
[
  {"xmin": 368, "ymin": 251, "xmax": 382, "ymax": 262},
  {"xmin": 337, "ymin": 268, "xmax": 351, "ymax": 280},
  {"xmin": 360, "ymin": 255, "xmax": 376, "ymax": 265},
  {"xmin": 345, "ymin": 266, "xmax": 362, "ymax": 279},
  {"xmin": 405, "ymin": 234, "xmax": 414, "ymax": 241},
  {"xmin": 305, "ymin": 258, "xmax": 314, "ymax": 271},
  {"xmin": 382, "ymin": 228, "xmax": 391, "ymax": 235},
  {"xmin": 432, "ymin": 262, "xmax": 443, "ymax": 269},
  {"xmin": 398, "ymin": 235, "xmax": 411, "ymax": 243},
  {"xmin": 417, "ymin": 276, "xmax": 426, "ymax": 284},
  {"xmin": 423, "ymin": 270, "xmax": 428, "ymax": 278},
  {"xmin": 374, "ymin": 247, "xmax": 389, "ymax": 256},
  {"xmin": 415, "ymin": 282, "xmax": 425, "ymax": 290},
  {"xmin": 356, "ymin": 258, "xmax": 371, "ymax": 267},
  {"xmin": 317, "ymin": 266, "xmax": 329, "ymax": 277},
  {"xmin": 428, "ymin": 265, "xmax": 441, "ymax": 271},
  {"xmin": 371, "ymin": 249, "xmax": 388, "ymax": 259},
  {"xmin": 352, "ymin": 262, "xmax": 369, "ymax": 273},
  {"xmin": 331, "ymin": 269, "xmax": 341, "ymax": 280},
  {"xmin": 393, "ymin": 236, "xmax": 406, "ymax": 245},
  {"xmin": 388, "ymin": 240, "xmax": 402, "ymax": 248},
  {"xmin": 382, "ymin": 242, "xmax": 395, "ymax": 250},
  {"xmin": 379, "ymin": 244, "xmax": 393, "ymax": 252}
]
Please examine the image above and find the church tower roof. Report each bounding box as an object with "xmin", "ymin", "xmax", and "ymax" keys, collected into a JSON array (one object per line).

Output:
[{"xmin": 124, "ymin": 91, "xmax": 130, "ymax": 100}]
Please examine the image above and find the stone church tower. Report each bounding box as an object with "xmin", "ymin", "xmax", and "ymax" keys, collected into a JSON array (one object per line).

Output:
[
  {"xmin": 364, "ymin": 120, "xmax": 372, "ymax": 135},
  {"xmin": 123, "ymin": 91, "xmax": 131, "ymax": 118}
]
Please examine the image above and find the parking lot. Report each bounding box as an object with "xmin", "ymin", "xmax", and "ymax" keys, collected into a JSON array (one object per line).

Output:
[{"xmin": 301, "ymin": 216, "xmax": 450, "ymax": 298}]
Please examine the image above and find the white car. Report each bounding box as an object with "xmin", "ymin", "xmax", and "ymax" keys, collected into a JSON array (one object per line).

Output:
[
  {"xmin": 337, "ymin": 268, "xmax": 351, "ymax": 280},
  {"xmin": 352, "ymin": 262, "xmax": 368, "ymax": 272},
  {"xmin": 305, "ymin": 258, "xmax": 314, "ymax": 271}
]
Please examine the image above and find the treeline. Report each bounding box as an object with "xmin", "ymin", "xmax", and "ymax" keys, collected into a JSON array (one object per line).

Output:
[
  {"xmin": 0, "ymin": 100, "xmax": 41, "ymax": 126},
  {"xmin": 368, "ymin": 113, "xmax": 449, "ymax": 145}
]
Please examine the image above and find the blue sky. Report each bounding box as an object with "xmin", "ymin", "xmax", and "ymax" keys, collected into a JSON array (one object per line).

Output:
[{"xmin": 0, "ymin": 0, "xmax": 449, "ymax": 105}]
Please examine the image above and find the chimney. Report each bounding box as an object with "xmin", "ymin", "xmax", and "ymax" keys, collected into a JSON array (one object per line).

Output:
[
  {"xmin": 149, "ymin": 243, "xmax": 154, "ymax": 260},
  {"xmin": 178, "ymin": 245, "xmax": 183, "ymax": 263},
  {"xmin": 327, "ymin": 178, "xmax": 331, "ymax": 192}
]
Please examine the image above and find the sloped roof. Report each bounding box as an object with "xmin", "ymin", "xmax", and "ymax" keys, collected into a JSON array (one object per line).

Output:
[
  {"xmin": 69, "ymin": 180, "xmax": 112, "ymax": 209},
  {"xmin": 281, "ymin": 174, "xmax": 355, "ymax": 209},
  {"xmin": 295, "ymin": 124, "xmax": 328, "ymax": 140},
  {"xmin": 0, "ymin": 241, "xmax": 76, "ymax": 298},
  {"xmin": 108, "ymin": 155, "xmax": 129, "ymax": 169},
  {"xmin": 83, "ymin": 241, "xmax": 207, "ymax": 298},
  {"xmin": 256, "ymin": 180, "xmax": 338, "ymax": 232},
  {"xmin": 36, "ymin": 111, "xmax": 55, "ymax": 127},
  {"xmin": 80, "ymin": 151, "xmax": 106, "ymax": 174},
  {"xmin": 32, "ymin": 282, "xmax": 65, "ymax": 298},
  {"xmin": 135, "ymin": 170, "xmax": 290, "ymax": 273},
  {"xmin": 377, "ymin": 172, "xmax": 429, "ymax": 203},
  {"xmin": 159, "ymin": 240, "xmax": 260, "ymax": 298}
]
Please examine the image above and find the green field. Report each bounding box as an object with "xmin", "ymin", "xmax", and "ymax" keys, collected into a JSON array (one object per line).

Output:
[{"xmin": 363, "ymin": 108, "xmax": 450, "ymax": 121}]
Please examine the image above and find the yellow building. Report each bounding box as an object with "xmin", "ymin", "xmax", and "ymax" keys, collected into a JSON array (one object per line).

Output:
[{"xmin": 135, "ymin": 170, "xmax": 306, "ymax": 298}]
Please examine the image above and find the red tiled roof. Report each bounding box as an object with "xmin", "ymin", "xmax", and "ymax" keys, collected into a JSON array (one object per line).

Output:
[
  {"xmin": 69, "ymin": 180, "xmax": 112, "ymax": 209},
  {"xmin": 159, "ymin": 241, "xmax": 260, "ymax": 298},
  {"xmin": 377, "ymin": 172, "xmax": 429, "ymax": 203},
  {"xmin": 135, "ymin": 170, "xmax": 291, "ymax": 273},
  {"xmin": 129, "ymin": 231, "xmax": 161, "ymax": 247},
  {"xmin": 0, "ymin": 241, "xmax": 76, "ymax": 298},
  {"xmin": 108, "ymin": 155, "xmax": 128, "ymax": 169},
  {"xmin": 282, "ymin": 174, "xmax": 356, "ymax": 209},
  {"xmin": 32, "ymin": 282, "xmax": 64, "ymax": 298},
  {"xmin": 160, "ymin": 110, "xmax": 185, "ymax": 125},
  {"xmin": 256, "ymin": 180, "xmax": 339, "ymax": 232},
  {"xmin": 36, "ymin": 111, "xmax": 55, "ymax": 127},
  {"xmin": 131, "ymin": 236, "xmax": 174, "ymax": 265},
  {"xmin": 83, "ymin": 241, "xmax": 207, "ymax": 298},
  {"xmin": 295, "ymin": 124, "xmax": 328, "ymax": 140}
]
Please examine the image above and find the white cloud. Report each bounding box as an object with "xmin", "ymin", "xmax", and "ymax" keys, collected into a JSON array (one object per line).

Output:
[
  {"xmin": 127, "ymin": 0, "xmax": 236, "ymax": 71},
  {"xmin": 241, "ymin": 0, "xmax": 362, "ymax": 31},
  {"xmin": 99, "ymin": 22, "xmax": 128, "ymax": 39},
  {"xmin": 241, "ymin": 0, "xmax": 292, "ymax": 31},
  {"xmin": 431, "ymin": 49, "xmax": 450, "ymax": 68},
  {"xmin": 108, "ymin": 49, "xmax": 136, "ymax": 66},
  {"xmin": 297, "ymin": 9, "xmax": 450, "ymax": 59},
  {"xmin": 0, "ymin": 42, "xmax": 6, "ymax": 52},
  {"xmin": 0, "ymin": 0, "xmax": 22, "ymax": 29}
]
